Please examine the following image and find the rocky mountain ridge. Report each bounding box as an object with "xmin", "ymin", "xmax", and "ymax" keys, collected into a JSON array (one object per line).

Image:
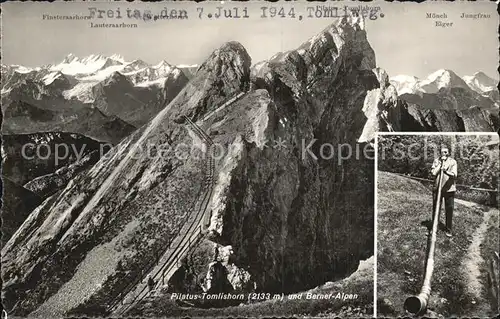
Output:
[{"xmin": 1, "ymin": 132, "xmax": 110, "ymax": 244}]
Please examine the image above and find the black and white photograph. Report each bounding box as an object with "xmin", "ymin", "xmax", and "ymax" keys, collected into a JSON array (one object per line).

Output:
[
  {"xmin": 376, "ymin": 133, "xmax": 499, "ymax": 318},
  {"xmin": 0, "ymin": 0, "xmax": 498, "ymax": 318}
]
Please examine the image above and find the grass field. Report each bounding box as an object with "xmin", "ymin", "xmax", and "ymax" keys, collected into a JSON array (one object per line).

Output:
[{"xmin": 377, "ymin": 171, "xmax": 498, "ymax": 317}]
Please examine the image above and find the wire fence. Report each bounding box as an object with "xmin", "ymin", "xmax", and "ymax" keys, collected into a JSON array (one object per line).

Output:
[
  {"xmin": 389, "ymin": 172, "xmax": 498, "ymax": 207},
  {"xmin": 390, "ymin": 172, "xmax": 498, "ymax": 193}
]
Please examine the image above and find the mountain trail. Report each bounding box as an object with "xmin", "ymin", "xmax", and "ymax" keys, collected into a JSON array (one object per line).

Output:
[
  {"xmin": 201, "ymin": 91, "xmax": 247, "ymax": 122},
  {"xmin": 458, "ymin": 199, "xmax": 498, "ymax": 312}
]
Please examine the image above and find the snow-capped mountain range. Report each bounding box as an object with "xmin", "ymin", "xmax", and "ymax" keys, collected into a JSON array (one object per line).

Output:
[
  {"xmin": 389, "ymin": 69, "xmax": 498, "ymax": 132},
  {"xmin": 1, "ymin": 54, "xmax": 193, "ymax": 143},
  {"xmin": 390, "ymin": 69, "xmax": 498, "ymax": 98},
  {"xmin": 1, "ymin": 54, "xmax": 193, "ymax": 103},
  {"xmin": 463, "ymin": 71, "xmax": 498, "ymax": 95}
]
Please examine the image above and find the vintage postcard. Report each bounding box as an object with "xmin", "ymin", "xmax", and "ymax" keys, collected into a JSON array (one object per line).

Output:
[{"xmin": 0, "ymin": 0, "xmax": 498, "ymax": 318}]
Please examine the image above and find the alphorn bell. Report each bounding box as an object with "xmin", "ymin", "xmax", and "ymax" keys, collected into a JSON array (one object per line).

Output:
[{"xmin": 404, "ymin": 162, "xmax": 445, "ymax": 314}]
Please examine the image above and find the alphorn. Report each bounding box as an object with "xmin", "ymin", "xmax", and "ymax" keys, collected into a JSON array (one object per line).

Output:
[{"xmin": 404, "ymin": 163, "xmax": 445, "ymax": 314}]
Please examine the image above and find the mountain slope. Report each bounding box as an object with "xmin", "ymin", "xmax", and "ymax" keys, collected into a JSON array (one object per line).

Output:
[
  {"xmin": 23, "ymin": 149, "xmax": 104, "ymax": 200},
  {"xmin": 1, "ymin": 133, "xmax": 110, "ymax": 239},
  {"xmin": 1, "ymin": 132, "xmax": 108, "ymax": 185},
  {"xmin": 0, "ymin": 178, "xmax": 43, "ymax": 247},
  {"xmin": 2, "ymin": 100, "xmax": 136, "ymax": 144},
  {"xmin": 91, "ymin": 69, "xmax": 189, "ymax": 127}
]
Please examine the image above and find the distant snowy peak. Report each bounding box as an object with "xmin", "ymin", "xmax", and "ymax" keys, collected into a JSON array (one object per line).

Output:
[
  {"xmin": 155, "ymin": 60, "xmax": 173, "ymax": 69},
  {"xmin": 109, "ymin": 54, "xmax": 125, "ymax": 63},
  {"xmin": 14, "ymin": 65, "xmax": 39, "ymax": 73},
  {"xmin": 390, "ymin": 69, "xmax": 494, "ymax": 96},
  {"xmin": 463, "ymin": 71, "xmax": 498, "ymax": 94},
  {"xmin": 62, "ymin": 53, "xmax": 124, "ymax": 65},
  {"xmin": 104, "ymin": 71, "xmax": 131, "ymax": 86},
  {"xmin": 151, "ymin": 60, "xmax": 174, "ymax": 76},
  {"xmin": 176, "ymin": 64, "xmax": 199, "ymax": 68},
  {"xmin": 42, "ymin": 71, "xmax": 76, "ymax": 87},
  {"xmin": 1, "ymin": 66, "xmax": 50, "ymax": 94},
  {"xmin": 47, "ymin": 54, "xmax": 183, "ymax": 85},
  {"xmin": 2, "ymin": 64, "xmax": 39, "ymax": 74},
  {"xmin": 177, "ymin": 64, "xmax": 199, "ymax": 79},
  {"xmin": 42, "ymin": 71, "xmax": 62, "ymax": 85},
  {"xmin": 122, "ymin": 59, "xmax": 149, "ymax": 73},
  {"xmin": 61, "ymin": 53, "xmax": 77, "ymax": 64},
  {"xmin": 418, "ymin": 69, "xmax": 470, "ymax": 93},
  {"xmin": 389, "ymin": 75, "xmax": 420, "ymax": 95},
  {"xmin": 52, "ymin": 54, "xmax": 125, "ymax": 76},
  {"xmin": 121, "ymin": 61, "xmax": 179, "ymax": 86}
]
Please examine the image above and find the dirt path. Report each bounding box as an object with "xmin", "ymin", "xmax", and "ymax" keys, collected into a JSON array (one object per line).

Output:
[{"xmin": 457, "ymin": 199, "xmax": 498, "ymax": 312}]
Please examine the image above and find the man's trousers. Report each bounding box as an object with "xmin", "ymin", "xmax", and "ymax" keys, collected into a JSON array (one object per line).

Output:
[{"xmin": 432, "ymin": 191, "xmax": 455, "ymax": 232}]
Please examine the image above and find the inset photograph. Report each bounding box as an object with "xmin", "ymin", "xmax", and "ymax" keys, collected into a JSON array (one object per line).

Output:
[{"xmin": 376, "ymin": 133, "xmax": 499, "ymax": 317}]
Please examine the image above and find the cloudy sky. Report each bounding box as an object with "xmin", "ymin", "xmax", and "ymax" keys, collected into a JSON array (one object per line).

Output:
[{"xmin": 2, "ymin": 0, "xmax": 498, "ymax": 79}]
